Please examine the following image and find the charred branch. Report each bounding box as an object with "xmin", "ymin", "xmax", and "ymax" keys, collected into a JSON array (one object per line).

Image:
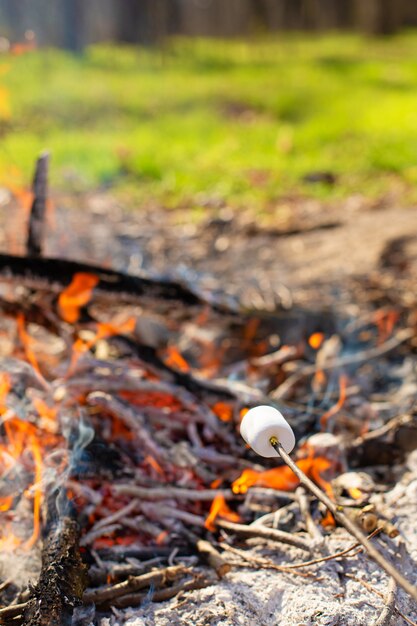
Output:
[
  {"xmin": 26, "ymin": 153, "xmax": 50, "ymax": 258},
  {"xmin": 0, "ymin": 253, "xmax": 225, "ymax": 312},
  {"xmin": 24, "ymin": 517, "xmax": 87, "ymax": 626}
]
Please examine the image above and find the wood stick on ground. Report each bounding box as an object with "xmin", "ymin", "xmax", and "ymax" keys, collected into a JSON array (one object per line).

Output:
[
  {"xmin": 279, "ymin": 528, "xmax": 382, "ymax": 570},
  {"xmin": 372, "ymin": 576, "xmax": 397, "ymax": 626},
  {"xmin": 83, "ymin": 565, "xmax": 187, "ymax": 605},
  {"xmin": 0, "ymin": 601, "xmax": 29, "ymax": 623},
  {"xmin": 216, "ymin": 519, "xmax": 311, "ymax": 552},
  {"xmin": 112, "ymin": 485, "xmax": 235, "ymax": 501},
  {"xmin": 345, "ymin": 574, "xmax": 417, "ymax": 626},
  {"xmin": 270, "ymin": 439, "xmax": 417, "ymax": 603},
  {"xmin": 296, "ymin": 486, "xmax": 323, "ymax": 540},
  {"xmin": 196, "ymin": 539, "xmax": 231, "ymax": 578},
  {"xmin": 219, "ymin": 543, "xmax": 318, "ymax": 579},
  {"xmin": 109, "ymin": 573, "xmax": 214, "ymax": 609},
  {"xmin": 24, "ymin": 516, "xmax": 87, "ymax": 626},
  {"xmin": 26, "ymin": 151, "xmax": 50, "ymax": 258}
]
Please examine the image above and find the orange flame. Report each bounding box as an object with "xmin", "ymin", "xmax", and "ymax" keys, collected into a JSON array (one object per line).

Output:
[
  {"xmin": 232, "ymin": 456, "xmax": 333, "ymax": 495},
  {"xmin": 58, "ymin": 273, "xmax": 99, "ymax": 324},
  {"xmin": 205, "ymin": 494, "xmax": 240, "ymax": 532},
  {"xmin": 0, "ymin": 372, "xmax": 10, "ymax": 414},
  {"xmin": 33, "ymin": 397, "xmax": 58, "ymax": 433},
  {"xmin": 309, "ymin": 332, "xmax": 325, "ymax": 350},
  {"xmin": 16, "ymin": 314, "xmax": 42, "ymax": 377},
  {"xmin": 320, "ymin": 374, "xmax": 348, "ymax": 431},
  {"xmin": 321, "ymin": 510, "xmax": 336, "ymax": 528},
  {"xmin": 164, "ymin": 346, "xmax": 190, "ymax": 373},
  {"xmin": 374, "ymin": 309, "xmax": 399, "ymax": 344},
  {"xmin": 212, "ymin": 402, "xmax": 233, "ymax": 422},
  {"xmin": 0, "ymin": 374, "xmax": 63, "ymax": 550},
  {"xmin": 144, "ymin": 455, "xmax": 164, "ymax": 477},
  {"xmin": 0, "ymin": 417, "xmax": 44, "ymax": 549},
  {"xmin": 69, "ymin": 317, "xmax": 136, "ymax": 372}
]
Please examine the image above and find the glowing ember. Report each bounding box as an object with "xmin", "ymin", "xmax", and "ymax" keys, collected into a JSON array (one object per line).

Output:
[
  {"xmin": 69, "ymin": 316, "xmax": 136, "ymax": 372},
  {"xmin": 16, "ymin": 314, "xmax": 42, "ymax": 377},
  {"xmin": 347, "ymin": 487, "xmax": 363, "ymax": 500},
  {"xmin": 374, "ymin": 309, "xmax": 399, "ymax": 344},
  {"xmin": 321, "ymin": 510, "xmax": 336, "ymax": 528},
  {"xmin": 212, "ymin": 402, "xmax": 233, "ymax": 422},
  {"xmin": 320, "ymin": 374, "xmax": 348, "ymax": 431},
  {"xmin": 164, "ymin": 346, "xmax": 190, "ymax": 372},
  {"xmin": 309, "ymin": 332, "xmax": 325, "ymax": 350},
  {"xmin": 205, "ymin": 494, "xmax": 240, "ymax": 531},
  {"xmin": 58, "ymin": 272, "xmax": 99, "ymax": 324}
]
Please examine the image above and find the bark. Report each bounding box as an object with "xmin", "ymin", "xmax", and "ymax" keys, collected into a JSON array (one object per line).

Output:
[{"xmin": 24, "ymin": 517, "xmax": 87, "ymax": 626}]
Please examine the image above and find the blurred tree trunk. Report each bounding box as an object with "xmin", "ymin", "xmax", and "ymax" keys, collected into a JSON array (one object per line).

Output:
[
  {"xmin": 61, "ymin": 0, "xmax": 84, "ymax": 50},
  {"xmin": 177, "ymin": 0, "xmax": 251, "ymax": 37},
  {"xmin": 115, "ymin": 0, "xmax": 171, "ymax": 44},
  {"xmin": 353, "ymin": 0, "xmax": 406, "ymax": 34}
]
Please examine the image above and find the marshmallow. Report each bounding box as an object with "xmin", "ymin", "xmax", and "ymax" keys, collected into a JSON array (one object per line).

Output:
[{"xmin": 240, "ymin": 405, "xmax": 295, "ymax": 458}]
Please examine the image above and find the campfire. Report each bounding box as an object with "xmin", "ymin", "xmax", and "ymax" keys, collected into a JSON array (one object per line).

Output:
[{"xmin": 0, "ymin": 156, "xmax": 416, "ymax": 625}]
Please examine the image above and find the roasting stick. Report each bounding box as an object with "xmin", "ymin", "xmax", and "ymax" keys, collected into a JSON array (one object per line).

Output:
[{"xmin": 240, "ymin": 406, "xmax": 417, "ymax": 604}]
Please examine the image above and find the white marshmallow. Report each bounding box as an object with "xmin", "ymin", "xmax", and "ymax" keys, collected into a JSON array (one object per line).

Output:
[{"xmin": 240, "ymin": 405, "xmax": 295, "ymax": 458}]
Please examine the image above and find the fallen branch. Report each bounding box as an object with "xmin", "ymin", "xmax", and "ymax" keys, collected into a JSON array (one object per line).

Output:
[
  {"xmin": 372, "ymin": 576, "xmax": 397, "ymax": 626},
  {"xmin": 296, "ymin": 486, "xmax": 323, "ymax": 540},
  {"xmin": 108, "ymin": 573, "xmax": 214, "ymax": 609},
  {"xmin": 26, "ymin": 152, "xmax": 49, "ymax": 258},
  {"xmin": 345, "ymin": 574, "xmax": 416, "ymax": 626},
  {"xmin": 112, "ymin": 484, "xmax": 234, "ymax": 501},
  {"xmin": 215, "ymin": 519, "xmax": 311, "ymax": 552},
  {"xmin": 24, "ymin": 516, "xmax": 87, "ymax": 626},
  {"xmin": 83, "ymin": 565, "xmax": 187, "ymax": 605},
  {"xmin": 279, "ymin": 528, "xmax": 382, "ymax": 570},
  {"xmin": 196, "ymin": 539, "xmax": 231, "ymax": 578}
]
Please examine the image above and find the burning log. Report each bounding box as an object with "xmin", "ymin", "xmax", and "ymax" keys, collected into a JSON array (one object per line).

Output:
[{"xmin": 0, "ymin": 253, "xmax": 219, "ymax": 312}]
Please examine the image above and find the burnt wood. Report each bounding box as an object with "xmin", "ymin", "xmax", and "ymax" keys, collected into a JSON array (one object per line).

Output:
[
  {"xmin": 0, "ymin": 253, "xmax": 207, "ymax": 309},
  {"xmin": 26, "ymin": 153, "xmax": 50, "ymax": 258},
  {"xmin": 24, "ymin": 517, "xmax": 87, "ymax": 626}
]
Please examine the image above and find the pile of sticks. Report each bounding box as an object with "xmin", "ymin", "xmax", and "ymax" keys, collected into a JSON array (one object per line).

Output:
[{"xmin": 0, "ymin": 156, "xmax": 416, "ymax": 624}]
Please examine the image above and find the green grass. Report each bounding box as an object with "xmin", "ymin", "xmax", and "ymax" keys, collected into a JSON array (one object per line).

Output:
[{"xmin": 3, "ymin": 33, "xmax": 417, "ymax": 211}]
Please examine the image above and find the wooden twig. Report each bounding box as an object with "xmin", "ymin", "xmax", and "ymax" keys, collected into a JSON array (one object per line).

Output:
[
  {"xmin": 196, "ymin": 539, "xmax": 231, "ymax": 578},
  {"xmin": 372, "ymin": 577, "xmax": 397, "ymax": 626},
  {"xmin": 219, "ymin": 543, "xmax": 318, "ymax": 579},
  {"xmin": 279, "ymin": 528, "xmax": 382, "ymax": 570},
  {"xmin": 112, "ymin": 484, "xmax": 234, "ymax": 501},
  {"xmin": 26, "ymin": 152, "xmax": 49, "ymax": 257},
  {"xmin": 296, "ymin": 486, "xmax": 323, "ymax": 540},
  {"xmin": 271, "ymin": 439, "xmax": 417, "ymax": 603},
  {"xmin": 345, "ymin": 574, "xmax": 417, "ymax": 626},
  {"xmin": 88, "ymin": 556, "xmax": 163, "ymax": 586},
  {"xmin": 215, "ymin": 519, "xmax": 311, "ymax": 552},
  {"xmin": 108, "ymin": 573, "xmax": 214, "ymax": 609},
  {"xmin": 0, "ymin": 601, "xmax": 28, "ymax": 622},
  {"xmin": 83, "ymin": 565, "xmax": 187, "ymax": 605}
]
